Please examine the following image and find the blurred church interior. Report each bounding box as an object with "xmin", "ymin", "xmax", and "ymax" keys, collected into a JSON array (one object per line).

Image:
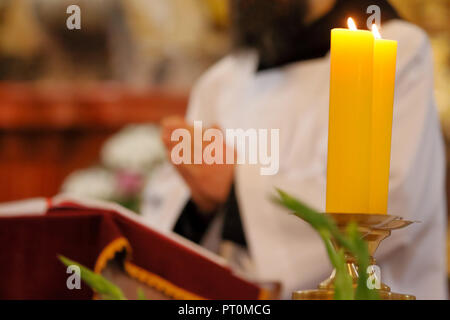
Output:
[{"xmin": 0, "ymin": 0, "xmax": 449, "ymax": 286}]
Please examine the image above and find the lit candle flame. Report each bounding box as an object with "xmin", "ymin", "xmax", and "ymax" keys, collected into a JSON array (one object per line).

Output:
[
  {"xmin": 371, "ymin": 24, "xmax": 382, "ymax": 39},
  {"xmin": 347, "ymin": 17, "xmax": 357, "ymax": 31}
]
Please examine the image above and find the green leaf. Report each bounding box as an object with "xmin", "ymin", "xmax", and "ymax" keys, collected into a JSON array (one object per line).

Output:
[
  {"xmin": 59, "ymin": 255, "xmax": 127, "ymax": 300},
  {"xmin": 275, "ymin": 188, "xmax": 336, "ymax": 232},
  {"xmin": 273, "ymin": 188, "xmax": 380, "ymax": 300},
  {"xmin": 137, "ymin": 288, "xmax": 147, "ymax": 300},
  {"xmin": 320, "ymin": 233, "xmax": 354, "ymax": 300},
  {"xmin": 344, "ymin": 224, "xmax": 380, "ymax": 300}
]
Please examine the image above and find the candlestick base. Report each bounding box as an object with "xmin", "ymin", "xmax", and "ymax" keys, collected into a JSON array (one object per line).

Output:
[{"xmin": 292, "ymin": 213, "xmax": 416, "ymax": 300}]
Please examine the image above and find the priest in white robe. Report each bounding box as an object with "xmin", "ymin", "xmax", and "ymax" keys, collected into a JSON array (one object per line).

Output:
[{"xmin": 143, "ymin": 0, "xmax": 447, "ymax": 299}]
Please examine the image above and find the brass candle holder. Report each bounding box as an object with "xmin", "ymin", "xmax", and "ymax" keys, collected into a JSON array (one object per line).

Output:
[{"xmin": 292, "ymin": 213, "xmax": 417, "ymax": 300}]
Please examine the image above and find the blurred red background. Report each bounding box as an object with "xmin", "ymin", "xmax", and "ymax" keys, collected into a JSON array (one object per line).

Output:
[{"xmin": 0, "ymin": 82, "xmax": 187, "ymax": 202}]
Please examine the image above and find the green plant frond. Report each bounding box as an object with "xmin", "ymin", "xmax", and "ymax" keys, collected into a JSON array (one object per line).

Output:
[
  {"xmin": 59, "ymin": 255, "xmax": 127, "ymax": 300},
  {"xmin": 333, "ymin": 249, "xmax": 354, "ymax": 300},
  {"xmin": 274, "ymin": 188, "xmax": 380, "ymax": 300},
  {"xmin": 275, "ymin": 188, "xmax": 336, "ymax": 231},
  {"xmin": 319, "ymin": 234, "xmax": 354, "ymax": 300},
  {"xmin": 344, "ymin": 224, "xmax": 380, "ymax": 300},
  {"xmin": 137, "ymin": 288, "xmax": 147, "ymax": 300}
]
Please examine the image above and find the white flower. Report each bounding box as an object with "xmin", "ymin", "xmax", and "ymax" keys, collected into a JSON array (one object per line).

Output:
[
  {"xmin": 101, "ymin": 124, "xmax": 166, "ymax": 174},
  {"xmin": 61, "ymin": 167, "xmax": 117, "ymax": 200}
]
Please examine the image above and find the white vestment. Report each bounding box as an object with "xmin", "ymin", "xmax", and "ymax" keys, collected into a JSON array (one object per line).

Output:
[{"xmin": 143, "ymin": 20, "xmax": 448, "ymax": 299}]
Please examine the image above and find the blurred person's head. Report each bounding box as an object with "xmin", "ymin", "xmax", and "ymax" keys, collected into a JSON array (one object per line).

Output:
[
  {"xmin": 230, "ymin": 0, "xmax": 334, "ymax": 69},
  {"xmin": 230, "ymin": 0, "xmax": 398, "ymax": 70}
]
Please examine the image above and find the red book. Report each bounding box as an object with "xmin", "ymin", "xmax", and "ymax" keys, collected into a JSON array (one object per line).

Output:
[{"xmin": 0, "ymin": 196, "xmax": 269, "ymax": 300}]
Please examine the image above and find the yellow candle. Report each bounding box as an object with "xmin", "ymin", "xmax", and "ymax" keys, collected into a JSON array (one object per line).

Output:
[
  {"xmin": 326, "ymin": 18, "xmax": 374, "ymax": 214},
  {"xmin": 369, "ymin": 25, "xmax": 397, "ymax": 214}
]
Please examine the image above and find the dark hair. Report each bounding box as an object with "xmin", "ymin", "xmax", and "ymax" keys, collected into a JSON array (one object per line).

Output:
[{"xmin": 231, "ymin": 0, "xmax": 399, "ymax": 71}]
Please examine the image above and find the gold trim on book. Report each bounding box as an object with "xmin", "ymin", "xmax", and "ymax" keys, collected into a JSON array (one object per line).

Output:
[
  {"xmin": 93, "ymin": 237, "xmax": 268, "ymax": 300},
  {"xmin": 124, "ymin": 261, "xmax": 205, "ymax": 300},
  {"xmin": 258, "ymin": 288, "xmax": 272, "ymax": 300},
  {"xmin": 94, "ymin": 237, "xmax": 131, "ymax": 274}
]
